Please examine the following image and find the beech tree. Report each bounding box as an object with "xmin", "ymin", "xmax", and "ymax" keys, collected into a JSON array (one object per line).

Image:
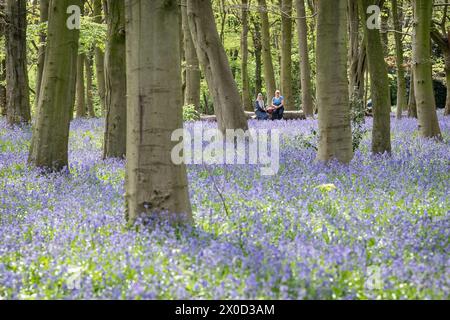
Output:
[
  {"xmin": 103, "ymin": 0, "xmax": 127, "ymax": 159},
  {"xmin": 359, "ymin": 0, "xmax": 392, "ymax": 155},
  {"xmin": 93, "ymin": 0, "xmax": 106, "ymax": 114},
  {"xmin": 280, "ymin": 0, "xmax": 293, "ymax": 110},
  {"xmin": 392, "ymin": 0, "xmax": 407, "ymax": 119},
  {"xmin": 34, "ymin": 0, "xmax": 49, "ymax": 110},
  {"xmin": 5, "ymin": 0, "xmax": 30, "ymax": 125},
  {"xmin": 316, "ymin": 0, "xmax": 353, "ymax": 163},
  {"xmin": 0, "ymin": 0, "xmax": 6, "ymax": 117},
  {"xmin": 125, "ymin": 0, "xmax": 192, "ymax": 223},
  {"xmin": 29, "ymin": 0, "xmax": 81, "ymax": 170},
  {"xmin": 241, "ymin": 0, "xmax": 252, "ymax": 111},
  {"xmin": 187, "ymin": 0, "xmax": 248, "ymax": 133},
  {"xmin": 412, "ymin": 0, "xmax": 442, "ymax": 138}
]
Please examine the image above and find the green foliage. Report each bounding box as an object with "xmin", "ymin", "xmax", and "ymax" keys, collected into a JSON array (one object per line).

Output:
[{"xmin": 183, "ymin": 104, "xmax": 200, "ymax": 122}]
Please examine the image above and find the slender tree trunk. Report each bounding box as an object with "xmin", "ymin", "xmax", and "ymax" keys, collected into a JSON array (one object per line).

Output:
[
  {"xmin": 125, "ymin": 0, "xmax": 192, "ymax": 224},
  {"xmin": 0, "ymin": 0, "xmax": 6, "ymax": 117},
  {"xmin": 187, "ymin": 0, "xmax": 248, "ymax": 133},
  {"xmin": 412, "ymin": 0, "xmax": 442, "ymax": 138},
  {"xmin": 280, "ymin": 0, "xmax": 294, "ymax": 110},
  {"xmin": 85, "ymin": 53, "xmax": 95, "ymax": 117},
  {"xmin": 103, "ymin": 0, "xmax": 127, "ymax": 159},
  {"xmin": 258, "ymin": 0, "xmax": 277, "ymax": 103},
  {"xmin": 28, "ymin": 0, "xmax": 81, "ymax": 171},
  {"xmin": 392, "ymin": 0, "xmax": 407, "ymax": 119},
  {"xmin": 348, "ymin": 0, "xmax": 366, "ymax": 101},
  {"xmin": 408, "ymin": 71, "xmax": 417, "ymax": 118},
  {"xmin": 252, "ymin": 17, "xmax": 263, "ymax": 96},
  {"xmin": 34, "ymin": 0, "xmax": 49, "ymax": 110},
  {"xmin": 5, "ymin": 0, "xmax": 31, "ymax": 125},
  {"xmin": 181, "ymin": 0, "xmax": 201, "ymax": 110},
  {"xmin": 445, "ymin": 50, "xmax": 450, "ymax": 116},
  {"xmin": 295, "ymin": 0, "xmax": 314, "ymax": 117},
  {"xmin": 241, "ymin": 0, "xmax": 252, "ymax": 111},
  {"xmin": 316, "ymin": 0, "xmax": 353, "ymax": 163},
  {"xmin": 93, "ymin": 0, "xmax": 106, "ymax": 115},
  {"xmin": 75, "ymin": 53, "xmax": 86, "ymax": 118},
  {"xmin": 360, "ymin": 0, "xmax": 391, "ymax": 154}
]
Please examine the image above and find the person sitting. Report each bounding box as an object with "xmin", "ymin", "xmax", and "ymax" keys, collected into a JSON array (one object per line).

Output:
[
  {"xmin": 270, "ymin": 90, "xmax": 285, "ymax": 120},
  {"xmin": 255, "ymin": 93, "xmax": 269, "ymax": 120}
]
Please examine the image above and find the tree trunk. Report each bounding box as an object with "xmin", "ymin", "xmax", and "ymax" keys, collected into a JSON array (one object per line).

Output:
[
  {"xmin": 0, "ymin": 0, "xmax": 6, "ymax": 117},
  {"xmin": 316, "ymin": 0, "xmax": 353, "ymax": 163},
  {"xmin": 252, "ymin": 17, "xmax": 263, "ymax": 96},
  {"xmin": 125, "ymin": 0, "xmax": 192, "ymax": 224},
  {"xmin": 75, "ymin": 53, "xmax": 86, "ymax": 118},
  {"xmin": 181, "ymin": 0, "xmax": 201, "ymax": 110},
  {"xmin": 241, "ymin": 0, "xmax": 252, "ymax": 111},
  {"xmin": 392, "ymin": 0, "xmax": 407, "ymax": 119},
  {"xmin": 412, "ymin": 0, "xmax": 442, "ymax": 138},
  {"xmin": 360, "ymin": 0, "xmax": 391, "ymax": 155},
  {"xmin": 348, "ymin": 0, "xmax": 366, "ymax": 101},
  {"xmin": 295, "ymin": 0, "xmax": 314, "ymax": 117},
  {"xmin": 445, "ymin": 50, "xmax": 450, "ymax": 116},
  {"xmin": 93, "ymin": 0, "xmax": 106, "ymax": 115},
  {"xmin": 187, "ymin": 0, "xmax": 248, "ymax": 133},
  {"xmin": 28, "ymin": 0, "xmax": 81, "ymax": 171},
  {"xmin": 408, "ymin": 71, "xmax": 417, "ymax": 118},
  {"xmin": 258, "ymin": 0, "xmax": 277, "ymax": 103},
  {"xmin": 34, "ymin": 0, "xmax": 49, "ymax": 110},
  {"xmin": 280, "ymin": 0, "xmax": 294, "ymax": 110},
  {"xmin": 85, "ymin": 53, "xmax": 95, "ymax": 117},
  {"xmin": 5, "ymin": 0, "xmax": 31, "ymax": 125},
  {"xmin": 103, "ymin": 0, "xmax": 127, "ymax": 159}
]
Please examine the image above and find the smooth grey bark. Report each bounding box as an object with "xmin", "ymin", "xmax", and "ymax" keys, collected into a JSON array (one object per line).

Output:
[
  {"xmin": 29, "ymin": 0, "xmax": 81, "ymax": 171},
  {"xmin": 187, "ymin": 0, "xmax": 248, "ymax": 133},
  {"xmin": 34, "ymin": 0, "xmax": 49, "ymax": 110},
  {"xmin": 360, "ymin": 0, "xmax": 392, "ymax": 155},
  {"xmin": 316, "ymin": 0, "xmax": 353, "ymax": 163},
  {"xmin": 5, "ymin": 0, "xmax": 31, "ymax": 125},
  {"xmin": 181, "ymin": 0, "xmax": 200, "ymax": 110},
  {"xmin": 295, "ymin": 0, "xmax": 314, "ymax": 117},
  {"xmin": 412, "ymin": 0, "xmax": 442, "ymax": 138},
  {"xmin": 280, "ymin": 0, "xmax": 294, "ymax": 110},
  {"xmin": 258, "ymin": 0, "xmax": 277, "ymax": 103},
  {"xmin": 93, "ymin": 0, "xmax": 106, "ymax": 115},
  {"xmin": 125, "ymin": 0, "xmax": 193, "ymax": 224},
  {"xmin": 392, "ymin": 0, "xmax": 407, "ymax": 119},
  {"xmin": 103, "ymin": 0, "xmax": 127, "ymax": 159}
]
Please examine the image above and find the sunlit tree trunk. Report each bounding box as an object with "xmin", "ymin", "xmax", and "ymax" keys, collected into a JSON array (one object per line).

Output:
[
  {"xmin": 125, "ymin": 0, "xmax": 192, "ymax": 224},
  {"xmin": 241, "ymin": 0, "xmax": 252, "ymax": 111},
  {"xmin": 412, "ymin": 0, "xmax": 442, "ymax": 138},
  {"xmin": 93, "ymin": 0, "xmax": 106, "ymax": 115},
  {"xmin": 181, "ymin": 0, "xmax": 200, "ymax": 110},
  {"xmin": 280, "ymin": 0, "xmax": 293, "ymax": 110},
  {"xmin": 316, "ymin": 0, "xmax": 353, "ymax": 163},
  {"xmin": 34, "ymin": 0, "xmax": 49, "ymax": 110},
  {"xmin": 187, "ymin": 0, "xmax": 248, "ymax": 133},
  {"xmin": 103, "ymin": 0, "xmax": 127, "ymax": 159},
  {"xmin": 29, "ymin": 0, "xmax": 81, "ymax": 171},
  {"xmin": 359, "ymin": 0, "xmax": 391, "ymax": 154},
  {"xmin": 5, "ymin": 0, "xmax": 31, "ymax": 125},
  {"xmin": 75, "ymin": 53, "xmax": 86, "ymax": 118},
  {"xmin": 295, "ymin": 0, "xmax": 314, "ymax": 116},
  {"xmin": 392, "ymin": 0, "xmax": 407, "ymax": 119}
]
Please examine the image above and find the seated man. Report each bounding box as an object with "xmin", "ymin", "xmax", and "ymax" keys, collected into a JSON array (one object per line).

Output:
[
  {"xmin": 255, "ymin": 93, "xmax": 269, "ymax": 120},
  {"xmin": 270, "ymin": 90, "xmax": 285, "ymax": 120}
]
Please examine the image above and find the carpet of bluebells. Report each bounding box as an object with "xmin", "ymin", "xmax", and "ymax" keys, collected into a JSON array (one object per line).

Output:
[{"xmin": 0, "ymin": 113, "xmax": 449, "ymax": 300}]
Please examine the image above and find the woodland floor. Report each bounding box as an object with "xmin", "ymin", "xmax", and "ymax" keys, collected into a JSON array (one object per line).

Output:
[{"xmin": 0, "ymin": 113, "xmax": 449, "ymax": 299}]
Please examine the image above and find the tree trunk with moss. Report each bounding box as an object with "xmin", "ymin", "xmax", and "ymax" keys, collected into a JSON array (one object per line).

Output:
[
  {"xmin": 125, "ymin": 0, "xmax": 192, "ymax": 224},
  {"xmin": 316, "ymin": 0, "xmax": 353, "ymax": 163},
  {"xmin": 103, "ymin": 0, "xmax": 127, "ymax": 159},
  {"xmin": 258, "ymin": 0, "xmax": 277, "ymax": 103},
  {"xmin": 359, "ymin": 0, "xmax": 391, "ymax": 154},
  {"xmin": 187, "ymin": 0, "xmax": 248, "ymax": 133},
  {"xmin": 5, "ymin": 0, "xmax": 31, "ymax": 125},
  {"xmin": 295, "ymin": 0, "xmax": 314, "ymax": 117},
  {"xmin": 29, "ymin": 0, "xmax": 81, "ymax": 171},
  {"xmin": 412, "ymin": 0, "xmax": 442, "ymax": 138},
  {"xmin": 280, "ymin": 0, "xmax": 293, "ymax": 110}
]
